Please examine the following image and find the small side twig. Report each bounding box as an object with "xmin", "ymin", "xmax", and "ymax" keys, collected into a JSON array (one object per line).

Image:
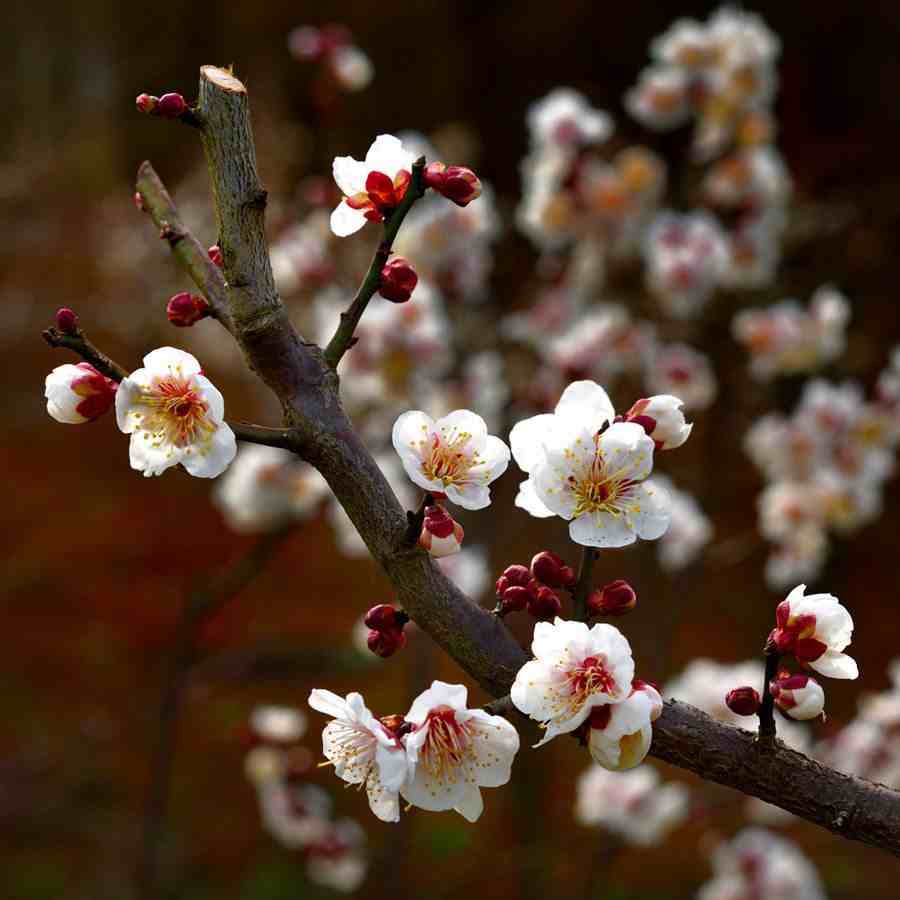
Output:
[
  {"xmin": 42, "ymin": 326, "xmax": 129, "ymax": 382},
  {"xmin": 571, "ymin": 546, "xmax": 597, "ymax": 622},
  {"xmin": 229, "ymin": 422, "xmax": 298, "ymax": 452},
  {"xmin": 757, "ymin": 640, "xmax": 781, "ymax": 744},
  {"xmin": 324, "ymin": 158, "xmax": 428, "ymax": 369}
]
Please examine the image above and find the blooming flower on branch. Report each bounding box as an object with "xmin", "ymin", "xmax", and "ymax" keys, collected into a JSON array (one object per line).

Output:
[
  {"xmin": 45, "ymin": 362, "xmax": 117, "ymax": 424},
  {"xmin": 392, "ymin": 409, "xmax": 510, "ymax": 510},
  {"xmin": 510, "ymin": 381, "xmax": 672, "ymax": 547},
  {"xmin": 115, "ymin": 347, "xmax": 236, "ymax": 478},
  {"xmin": 308, "ymin": 689, "xmax": 409, "ymax": 823},
  {"xmin": 618, "ymin": 394, "xmax": 692, "ymax": 450},
  {"xmin": 770, "ymin": 585, "xmax": 858, "ymax": 679},
  {"xmin": 330, "ymin": 134, "xmax": 416, "ymax": 237},
  {"xmin": 511, "ymin": 618, "xmax": 635, "ymax": 745},
  {"xmin": 586, "ymin": 680, "xmax": 663, "ymax": 770},
  {"xmin": 770, "ymin": 674, "xmax": 826, "ymax": 721},
  {"xmin": 401, "ymin": 681, "xmax": 519, "ymax": 822}
]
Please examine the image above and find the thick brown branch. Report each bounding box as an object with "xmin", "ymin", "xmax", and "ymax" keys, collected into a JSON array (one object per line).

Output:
[{"xmin": 135, "ymin": 161, "xmax": 233, "ymax": 331}]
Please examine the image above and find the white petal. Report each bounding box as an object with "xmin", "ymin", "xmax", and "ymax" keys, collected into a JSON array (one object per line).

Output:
[
  {"xmin": 180, "ymin": 422, "xmax": 237, "ymax": 478},
  {"xmin": 330, "ymin": 201, "xmax": 367, "ymax": 237},
  {"xmin": 406, "ymin": 680, "xmax": 468, "ymax": 725},
  {"xmin": 444, "ymin": 482, "xmax": 491, "ymax": 510},
  {"xmin": 509, "ymin": 413, "xmax": 557, "ymax": 473},
  {"xmin": 142, "ymin": 347, "xmax": 202, "ymax": 378},
  {"xmin": 626, "ymin": 479, "xmax": 671, "ymax": 540},
  {"xmin": 308, "ymin": 689, "xmax": 350, "ymax": 719},
  {"xmin": 569, "ymin": 510, "xmax": 638, "ymax": 548},
  {"xmin": 809, "ymin": 650, "xmax": 858, "ymax": 680},
  {"xmin": 596, "ymin": 422, "xmax": 655, "ymax": 483},
  {"xmin": 432, "ymin": 409, "xmax": 489, "ymax": 453},
  {"xmin": 193, "ymin": 374, "xmax": 226, "ymax": 423},
  {"xmin": 453, "ymin": 784, "xmax": 484, "ymax": 822},
  {"xmin": 366, "ymin": 775, "xmax": 400, "ymax": 822},
  {"xmin": 332, "ymin": 155, "xmax": 368, "ymax": 196},
  {"xmin": 364, "ymin": 134, "xmax": 415, "ymax": 178},
  {"xmin": 129, "ymin": 432, "xmax": 183, "ymax": 477},
  {"xmin": 554, "ymin": 380, "xmax": 616, "ymax": 431},
  {"xmin": 465, "ymin": 710, "xmax": 520, "ymax": 787},
  {"xmin": 515, "ymin": 478, "xmax": 556, "ymax": 517},
  {"xmin": 375, "ymin": 743, "xmax": 409, "ymax": 793},
  {"xmin": 115, "ymin": 372, "xmax": 147, "ymax": 433}
]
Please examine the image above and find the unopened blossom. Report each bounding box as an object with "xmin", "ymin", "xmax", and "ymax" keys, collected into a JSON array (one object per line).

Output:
[
  {"xmin": 115, "ymin": 348, "xmax": 235, "ymax": 478},
  {"xmin": 510, "ymin": 381, "xmax": 670, "ymax": 547},
  {"xmin": 250, "ymin": 706, "xmax": 308, "ymax": 744},
  {"xmin": 379, "ymin": 256, "xmax": 418, "ymax": 303},
  {"xmin": 418, "ymin": 504, "xmax": 464, "ymax": 558},
  {"xmin": 575, "ymin": 764, "xmax": 689, "ymax": 846},
  {"xmin": 45, "ymin": 363, "xmax": 117, "ymax": 424},
  {"xmin": 587, "ymin": 681, "xmax": 662, "ymax": 770},
  {"xmin": 401, "ymin": 681, "xmax": 519, "ymax": 821},
  {"xmin": 619, "ymin": 394, "xmax": 692, "ymax": 450},
  {"xmin": 305, "ymin": 819, "xmax": 368, "ymax": 892},
  {"xmin": 308, "ymin": 689, "xmax": 409, "ymax": 823},
  {"xmin": 587, "ymin": 580, "xmax": 637, "ymax": 617},
  {"xmin": 770, "ymin": 584, "xmax": 858, "ymax": 679},
  {"xmin": 725, "ymin": 686, "xmax": 761, "ymax": 717},
  {"xmin": 530, "ymin": 551, "xmax": 575, "ymax": 588},
  {"xmin": 528, "ymin": 585, "xmax": 563, "ymax": 621},
  {"xmin": 330, "ymin": 134, "xmax": 416, "ymax": 236},
  {"xmin": 526, "ymin": 88, "xmax": 613, "ymax": 149},
  {"xmin": 423, "ymin": 163, "xmax": 482, "ymax": 207},
  {"xmin": 770, "ymin": 674, "xmax": 825, "ymax": 721},
  {"xmin": 392, "ymin": 409, "xmax": 510, "ymax": 510},
  {"xmin": 511, "ymin": 618, "xmax": 635, "ymax": 745}
]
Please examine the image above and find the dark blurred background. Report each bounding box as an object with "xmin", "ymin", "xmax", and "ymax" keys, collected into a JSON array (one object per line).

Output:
[{"xmin": 4, "ymin": 1, "xmax": 900, "ymax": 898}]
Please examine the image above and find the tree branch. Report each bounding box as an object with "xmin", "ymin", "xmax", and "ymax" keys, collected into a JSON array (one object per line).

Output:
[
  {"xmin": 42, "ymin": 326, "xmax": 129, "ymax": 382},
  {"xmin": 323, "ymin": 158, "xmax": 427, "ymax": 369}
]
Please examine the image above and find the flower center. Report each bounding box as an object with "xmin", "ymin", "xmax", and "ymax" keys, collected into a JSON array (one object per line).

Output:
[
  {"xmin": 421, "ymin": 431, "xmax": 478, "ymax": 487},
  {"xmin": 569, "ymin": 439, "xmax": 634, "ymax": 518},
  {"xmin": 420, "ymin": 706, "xmax": 474, "ymax": 781},
  {"xmin": 570, "ymin": 655, "xmax": 617, "ymax": 701},
  {"xmin": 138, "ymin": 376, "xmax": 214, "ymax": 447}
]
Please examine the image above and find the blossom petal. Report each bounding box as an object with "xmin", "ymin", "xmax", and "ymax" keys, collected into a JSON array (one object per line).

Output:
[
  {"xmin": 364, "ymin": 134, "xmax": 415, "ymax": 179},
  {"xmin": 515, "ymin": 478, "xmax": 556, "ymax": 517},
  {"xmin": 554, "ymin": 380, "xmax": 616, "ymax": 431},
  {"xmin": 330, "ymin": 201, "xmax": 367, "ymax": 237},
  {"xmin": 809, "ymin": 650, "xmax": 858, "ymax": 680},
  {"xmin": 332, "ymin": 155, "xmax": 368, "ymax": 196},
  {"xmin": 453, "ymin": 784, "xmax": 484, "ymax": 822},
  {"xmin": 180, "ymin": 422, "xmax": 237, "ymax": 478},
  {"xmin": 509, "ymin": 413, "xmax": 557, "ymax": 474}
]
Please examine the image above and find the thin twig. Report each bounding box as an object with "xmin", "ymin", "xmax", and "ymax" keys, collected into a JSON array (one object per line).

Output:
[
  {"xmin": 571, "ymin": 546, "xmax": 597, "ymax": 622},
  {"xmin": 757, "ymin": 641, "xmax": 781, "ymax": 744},
  {"xmin": 42, "ymin": 326, "xmax": 129, "ymax": 382}
]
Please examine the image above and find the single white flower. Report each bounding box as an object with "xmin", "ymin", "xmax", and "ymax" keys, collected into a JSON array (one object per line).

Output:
[
  {"xmin": 510, "ymin": 382, "xmax": 671, "ymax": 547},
  {"xmin": 392, "ymin": 409, "xmax": 510, "ymax": 510},
  {"xmin": 115, "ymin": 347, "xmax": 236, "ymax": 478},
  {"xmin": 402, "ymin": 681, "xmax": 519, "ymax": 822},
  {"xmin": 770, "ymin": 584, "xmax": 858, "ymax": 679},
  {"xmin": 526, "ymin": 88, "xmax": 613, "ymax": 148},
  {"xmin": 308, "ymin": 689, "xmax": 409, "ymax": 823},
  {"xmin": 587, "ymin": 681, "xmax": 663, "ymax": 770},
  {"xmin": 330, "ymin": 134, "xmax": 416, "ymax": 237},
  {"xmin": 306, "ymin": 819, "xmax": 368, "ymax": 893},
  {"xmin": 45, "ymin": 362, "xmax": 117, "ymax": 424},
  {"xmin": 770, "ymin": 674, "xmax": 825, "ymax": 721},
  {"xmin": 511, "ymin": 618, "xmax": 635, "ymax": 745}
]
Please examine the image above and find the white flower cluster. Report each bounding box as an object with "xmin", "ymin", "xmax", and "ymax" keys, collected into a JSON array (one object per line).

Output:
[
  {"xmin": 733, "ymin": 284, "xmax": 851, "ymax": 379},
  {"xmin": 746, "ymin": 367, "xmax": 900, "ymax": 588}
]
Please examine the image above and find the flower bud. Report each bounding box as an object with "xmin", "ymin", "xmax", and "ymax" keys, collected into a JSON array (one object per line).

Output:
[
  {"xmin": 587, "ymin": 579, "xmax": 637, "ymax": 616},
  {"xmin": 135, "ymin": 93, "xmax": 158, "ymax": 114},
  {"xmin": 379, "ymin": 257, "xmax": 418, "ymax": 303},
  {"xmin": 424, "ymin": 162, "xmax": 482, "ymax": 207},
  {"xmin": 367, "ymin": 627, "xmax": 406, "ymax": 658},
  {"xmin": 620, "ymin": 395, "xmax": 692, "ymax": 450},
  {"xmin": 530, "ymin": 550, "xmax": 569, "ymax": 587},
  {"xmin": 364, "ymin": 603, "xmax": 404, "ymax": 631},
  {"xmin": 44, "ymin": 363, "xmax": 117, "ymax": 424},
  {"xmin": 498, "ymin": 564, "xmax": 532, "ymax": 588},
  {"xmin": 527, "ymin": 585, "xmax": 562, "ymax": 621},
  {"xmin": 770, "ymin": 674, "xmax": 825, "ymax": 721},
  {"xmin": 418, "ymin": 504, "xmax": 464, "ymax": 558},
  {"xmin": 725, "ymin": 686, "xmax": 761, "ymax": 717},
  {"xmin": 166, "ymin": 292, "xmax": 211, "ymax": 327},
  {"xmin": 55, "ymin": 307, "xmax": 79, "ymax": 334},
  {"xmin": 157, "ymin": 92, "xmax": 188, "ymax": 119},
  {"xmin": 494, "ymin": 585, "xmax": 531, "ymax": 616},
  {"xmin": 559, "ymin": 565, "xmax": 577, "ymax": 588},
  {"xmin": 208, "ymin": 244, "xmax": 223, "ymax": 268}
]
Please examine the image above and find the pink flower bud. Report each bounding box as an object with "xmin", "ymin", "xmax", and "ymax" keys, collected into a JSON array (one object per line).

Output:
[
  {"xmin": 55, "ymin": 307, "xmax": 79, "ymax": 334},
  {"xmin": 418, "ymin": 504, "xmax": 464, "ymax": 558},
  {"xmin": 530, "ymin": 550, "xmax": 569, "ymax": 587},
  {"xmin": 528, "ymin": 585, "xmax": 562, "ymax": 621},
  {"xmin": 495, "ymin": 585, "xmax": 531, "ymax": 616},
  {"xmin": 770, "ymin": 674, "xmax": 826, "ymax": 720},
  {"xmin": 208, "ymin": 244, "xmax": 223, "ymax": 268},
  {"xmin": 379, "ymin": 257, "xmax": 418, "ymax": 303},
  {"xmin": 424, "ymin": 162, "xmax": 482, "ymax": 207},
  {"xmin": 559, "ymin": 565, "xmax": 577, "ymax": 588},
  {"xmin": 157, "ymin": 93, "xmax": 188, "ymax": 119},
  {"xmin": 621, "ymin": 395, "xmax": 692, "ymax": 450},
  {"xmin": 587, "ymin": 580, "xmax": 637, "ymax": 617},
  {"xmin": 499, "ymin": 564, "xmax": 532, "ymax": 587},
  {"xmin": 364, "ymin": 603, "xmax": 402, "ymax": 631},
  {"xmin": 367, "ymin": 627, "xmax": 406, "ymax": 658},
  {"xmin": 44, "ymin": 363, "xmax": 117, "ymax": 424},
  {"xmin": 166, "ymin": 292, "xmax": 211, "ymax": 327},
  {"xmin": 725, "ymin": 686, "xmax": 761, "ymax": 717},
  {"xmin": 135, "ymin": 93, "xmax": 159, "ymax": 114}
]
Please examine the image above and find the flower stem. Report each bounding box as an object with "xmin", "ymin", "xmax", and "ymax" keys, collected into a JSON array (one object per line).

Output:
[
  {"xmin": 757, "ymin": 641, "xmax": 781, "ymax": 743},
  {"xmin": 571, "ymin": 546, "xmax": 597, "ymax": 622}
]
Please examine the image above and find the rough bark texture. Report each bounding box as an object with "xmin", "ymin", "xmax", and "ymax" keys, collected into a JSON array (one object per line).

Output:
[{"xmin": 128, "ymin": 64, "xmax": 900, "ymax": 856}]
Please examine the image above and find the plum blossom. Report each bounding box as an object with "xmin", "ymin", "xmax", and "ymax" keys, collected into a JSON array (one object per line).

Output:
[
  {"xmin": 510, "ymin": 381, "xmax": 672, "ymax": 547},
  {"xmin": 769, "ymin": 674, "xmax": 825, "ymax": 721},
  {"xmin": 770, "ymin": 585, "xmax": 858, "ymax": 679},
  {"xmin": 511, "ymin": 618, "xmax": 635, "ymax": 745},
  {"xmin": 45, "ymin": 362, "xmax": 117, "ymax": 424},
  {"xmin": 586, "ymin": 681, "xmax": 663, "ymax": 770},
  {"xmin": 308, "ymin": 689, "xmax": 408, "ymax": 823},
  {"xmin": 115, "ymin": 347, "xmax": 236, "ymax": 478},
  {"xmin": 330, "ymin": 134, "xmax": 416, "ymax": 237},
  {"xmin": 526, "ymin": 88, "xmax": 613, "ymax": 149},
  {"xmin": 619, "ymin": 394, "xmax": 692, "ymax": 450},
  {"xmin": 644, "ymin": 343, "xmax": 717, "ymax": 411},
  {"xmin": 250, "ymin": 705, "xmax": 308, "ymax": 744},
  {"xmin": 305, "ymin": 819, "xmax": 368, "ymax": 892},
  {"xmin": 392, "ymin": 409, "xmax": 510, "ymax": 510},
  {"xmin": 402, "ymin": 681, "xmax": 519, "ymax": 822}
]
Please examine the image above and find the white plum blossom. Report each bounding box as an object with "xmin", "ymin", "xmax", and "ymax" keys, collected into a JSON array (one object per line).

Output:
[
  {"xmin": 624, "ymin": 65, "xmax": 691, "ymax": 130},
  {"xmin": 256, "ymin": 780, "xmax": 332, "ymax": 850},
  {"xmin": 644, "ymin": 343, "xmax": 718, "ymax": 411},
  {"xmin": 45, "ymin": 362, "xmax": 117, "ymax": 424},
  {"xmin": 587, "ymin": 681, "xmax": 663, "ymax": 770},
  {"xmin": 115, "ymin": 347, "xmax": 236, "ymax": 478},
  {"xmin": 620, "ymin": 394, "xmax": 692, "ymax": 450},
  {"xmin": 575, "ymin": 765, "xmax": 689, "ymax": 846},
  {"xmin": 392, "ymin": 409, "xmax": 510, "ymax": 510},
  {"xmin": 330, "ymin": 134, "xmax": 416, "ymax": 237},
  {"xmin": 511, "ymin": 618, "xmax": 635, "ymax": 745},
  {"xmin": 526, "ymin": 88, "xmax": 613, "ymax": 149},
  {"xmin": 305, "ymin": 819, "xmax": 368, "ymax": 893},
  {"xmin": 770, "ymin": 675, "xmax": 826, "ymax": 721},
  {"xmin": 510, "ymin": 381, "xmax": 672, "ymax": 547},
  {"xmin": 402, "ymin": 681, "xmax": 519, "ymax": 822},
  {"xmin": 250, "ymin": 705, "xmax": 308, "ymax": 744},
  {"xmin": 329, "ymin": 45, "xmax": 374, "ymax": 92},
  {"xmin": 308, "ymin": 689, "xmax": 409, "ymax": 823},
  {"xmin": 770, "ymin": 584, "xmax": 858, "ymax": 680}
]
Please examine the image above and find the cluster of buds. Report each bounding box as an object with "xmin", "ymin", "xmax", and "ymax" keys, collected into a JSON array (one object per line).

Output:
[
  {"xmin": 166, "ymin": 292, "xmax": 211, "ymax": 327},
  {"xmin": 587, "ymin": 580, "xmax": 638, "ymax": 617},
  {"xmin": 424, "ymin": 162, "xmax": 482, "ymax": 207},
  {"xmin": 135, "ymin": 92, "xmax": 188, "ymax": 119},
  {"xmin": 379, "ymin": 257, "xmax": 418, "ymax": 303},
  {"xmin": 363, "ymin": 604, "xmax": 409, "ymax": 658},
  {"xmin": 493, "ymin": 551, "xmax": 576, "ymax": 620},
  {"xmin": 417, "ymin": 503, "xmax": 464, "ymax": 558}
]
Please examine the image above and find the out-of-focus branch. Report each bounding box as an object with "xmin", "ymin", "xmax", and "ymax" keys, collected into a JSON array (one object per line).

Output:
[
  {"xmin": 42, "ymin": 326, "xmax": 129, "ymax": 382},
  {"xmin": 135, "ymin": 161, "xmax": 233, "ymax": 332},
  {"xmin": 323, "ymin": 158, "xmax": 427, "ymax": 369}
]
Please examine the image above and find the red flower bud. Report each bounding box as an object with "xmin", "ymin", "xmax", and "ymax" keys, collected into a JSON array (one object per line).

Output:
[
  {"xmin": 725, "ymin": 686, "xmax": 761, "ymax": 717},
  {"xmin": 166, "ymin": 292, "xmax": 211, "ymax": 327},
  {"xmin": 559, "ymin": 565, "xmax": 577, "ymax": 587},
  {"xmin": 364, "ymin": 603, "xmax": 401, "ymax": 631},
  {"xmin": 157, "ymin": 93, "xmax": 188, "ymax": 119},
  {"xmin": 135, "ymin": 93, "xmax": 158, "ymax": 114},
  {"xmin": 530, "ymin": 550, "xmax": 569, "ymax": 587},
  {"xmin": 499, "ymin": 564, "xmax": 531, "ymax": 588},
  {"xmin": 208, "ymin": 244, "xmax": 223, "ymax": 268},
  {"xmin": 587, "ymin": 580, "xmax": 637, "ymax": 617},
  {"xmin": 418, "ymin": 504, "xmax": 464, "ymax": 558},
  {"xmin": 379, "ymin": 257, "xmax": 418, "ymax": 303},
  {"xmin": 424, "ymin": 162, "xmax": 482, "ymax": 207},
  {"xmin": 528, "ymin": 585, "xmax": 562, "ymax": 621},
  {"xmin": 367, "ymin": 627, "xmax": 406, "ymax": 658},
  {"xmin": 55, "ymin": 307, "xmax": 79, "ymax": 334},
  {"xmin": 494, "ymin": 585, "xmax": 531, "ymax": 616}
]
